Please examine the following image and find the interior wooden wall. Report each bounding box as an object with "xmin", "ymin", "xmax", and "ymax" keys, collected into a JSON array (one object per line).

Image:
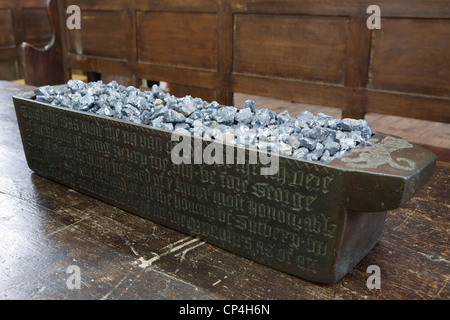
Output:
[
  {"xmin": 14, "ymin": 0, "xmax": 450, "ymax": 124},
  {"xmin": 0, "ymin": 0, "xmax": 51, "ymax": 80}
]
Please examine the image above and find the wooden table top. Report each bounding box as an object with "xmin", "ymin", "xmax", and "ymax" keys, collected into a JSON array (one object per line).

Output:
[{"xmin": 0, "ymin": 80, "xmax": 448, "ymax": 300}]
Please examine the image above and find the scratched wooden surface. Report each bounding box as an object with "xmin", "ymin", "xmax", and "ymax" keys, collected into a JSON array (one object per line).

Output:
[{"xmin": 0, "ymin": 81, "xmax": 448, "ymax": 300}]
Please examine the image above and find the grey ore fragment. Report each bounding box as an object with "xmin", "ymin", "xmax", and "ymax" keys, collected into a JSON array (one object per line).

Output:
[{"xmin": 34, "ymin": 80, "xmax": 373, "ymax": 163}]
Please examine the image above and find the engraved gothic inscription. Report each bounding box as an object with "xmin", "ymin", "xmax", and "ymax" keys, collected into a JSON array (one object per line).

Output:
[{"xmin": 18, "ymin": 103, "xmax": 342, "ymax": 276}]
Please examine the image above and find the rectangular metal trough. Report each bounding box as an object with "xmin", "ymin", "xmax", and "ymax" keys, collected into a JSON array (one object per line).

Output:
[{"xmin": 13, "ymin": 89, "xmax": 436, "ymax": 284}]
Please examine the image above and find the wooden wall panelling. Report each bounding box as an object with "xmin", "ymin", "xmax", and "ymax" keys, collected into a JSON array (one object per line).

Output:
[
  {"xmin": 168, "ymin": 84, "xmax": 219, "ymax": 104},
  {"xmin": 21, "ymin": 7, "xmax": 52, "ymax": 47},
  {"xmin": 66, "ymin": 11, "xmax": 128, "ymax": 59},
  {"xmin": 0, "ymin": 8, "xmax": 15, "ymax": 48},
  {"xmin": 365, "ymin": 16, "xmax": 450, "ymax": 122},
  {"xmin": 134, "ymin": 0, "xmax": 224, "ymax": 103},
  {"xmin": 241, "ymin": 0, "xmax": 450, "ymax": 18},
  {"xmin": 48, "ymin": 0, "xmax": 449, "ymax": 122},
  {"xmin": 59, "ymin": 0, "xmax": 136, "ymax": 86},
  {"xmin": 55, "ymin": 0, "xmax": 70, "ymax": 82},
  {"xmin": 364, "ymin": 90, "xmax": 450, "ymax": 123},
  {"xmin": 0, "ymin": 8, "xmax": 17, "ymax": 80},
  {"xmin": 137, "ymin": 12, "xmax": 218, "ymax": 70},
  {"xmin": 368, "ymin": 18, "xmax": 450, "ymax": 98},
  {"xmin": 341, "ymin": 15, "xmax": 371, "ymax": 119},
  {"xmin": 233, "ymin": 14, "xmax": 348, "ymax": 84},
  {"xmin": 215, "ymin": 0, "xmax": 234, "ymax": 106},
  {"xmin": 234, "ymin": 0, "xmax": 450, "ymax": 122},
  {"xmin": 72, "ymin": 9, "xmax": 129, "ymax": 82},
  {"xmin": 230, "ymin": 73, "xmax": 347, "ymax": 109},
  {"xmin": 230, "ymin": 2, "xmax": 352, "ymax": 114},
  {"xmin": 0, "ymin": 0, "xmax": 52, "ymax": 80}
]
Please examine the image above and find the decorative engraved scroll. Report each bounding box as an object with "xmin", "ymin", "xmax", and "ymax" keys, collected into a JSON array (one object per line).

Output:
[{"xmin": 342, "ymin": 136, "xmax": 416, "ymax": 170}]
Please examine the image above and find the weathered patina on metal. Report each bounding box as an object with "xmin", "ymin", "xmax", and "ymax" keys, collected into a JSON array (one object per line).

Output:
[{"xmin": 12, "ymin": 89, "xmax": 436, "ymax": 284}]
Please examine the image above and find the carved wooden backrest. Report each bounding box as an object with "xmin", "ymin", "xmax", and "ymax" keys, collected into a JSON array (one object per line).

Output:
[{"xmin": 24, "ymin": 0, "xmax": 450, "ymax": 123}]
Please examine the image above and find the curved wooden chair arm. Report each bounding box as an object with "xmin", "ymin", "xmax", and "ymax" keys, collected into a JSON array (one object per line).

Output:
[{"xmin": 20, "ymin": 0, "xmax": 65, "ymax": 86}]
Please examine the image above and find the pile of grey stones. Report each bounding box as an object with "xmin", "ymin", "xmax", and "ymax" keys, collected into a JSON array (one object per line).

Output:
[{"xmin": 34, "ymin": 80, "xmax": 373, "ymax": 163}]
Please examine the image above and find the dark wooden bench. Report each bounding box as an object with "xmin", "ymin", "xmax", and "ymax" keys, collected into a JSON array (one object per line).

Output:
[
  {"xmin": 0, "ymin": 0, "xmax": 54, "ymax": 81},
  {"xmin": 1, "ymin": 80, "xmax": 449, "ymax": 298},
  {"xmin": 22, "ymin": 0, "xmax": 450, "ymax": 123}
]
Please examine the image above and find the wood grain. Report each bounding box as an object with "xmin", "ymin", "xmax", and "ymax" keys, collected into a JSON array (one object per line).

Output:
[
  {"xmin": 20, "ymin": 0, "xmax": 65, "ymax": 87},
  {"xmin": 1, "ymin": 81, "xmax": 449, "ymax": 299},
  {"xmin": 0, "ymin": 0, "xmax": 51, "ymax": 80},
  {"xmin": 19, "ymin": 0, "xmax": 450, "ymax": 122},
  {"xmin": 66, "ymin": 10, "xmax": 128, "ymax": 59},
  {"xmin": 137, "ymin": 12, "xmax": 218, "ymax": 71},
  {"xmin": 21, "ymin": 8, "xmax": 52, "ymax": 46},
  {"xmin": 0, "ymin": 8, "xmax": 15, "ymax": 47},
  {"xmin": 234, "ymin": 14, "xmax": 348, "ymax": 84},
  {"xmin": 369, "ymin": 18, "xmax": 450, "ymax": 98}
]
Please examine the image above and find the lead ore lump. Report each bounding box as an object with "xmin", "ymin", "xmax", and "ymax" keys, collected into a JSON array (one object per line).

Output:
[{"xmin": 34, "ymin": 80, "xmax": 373, "ymax": 163}]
